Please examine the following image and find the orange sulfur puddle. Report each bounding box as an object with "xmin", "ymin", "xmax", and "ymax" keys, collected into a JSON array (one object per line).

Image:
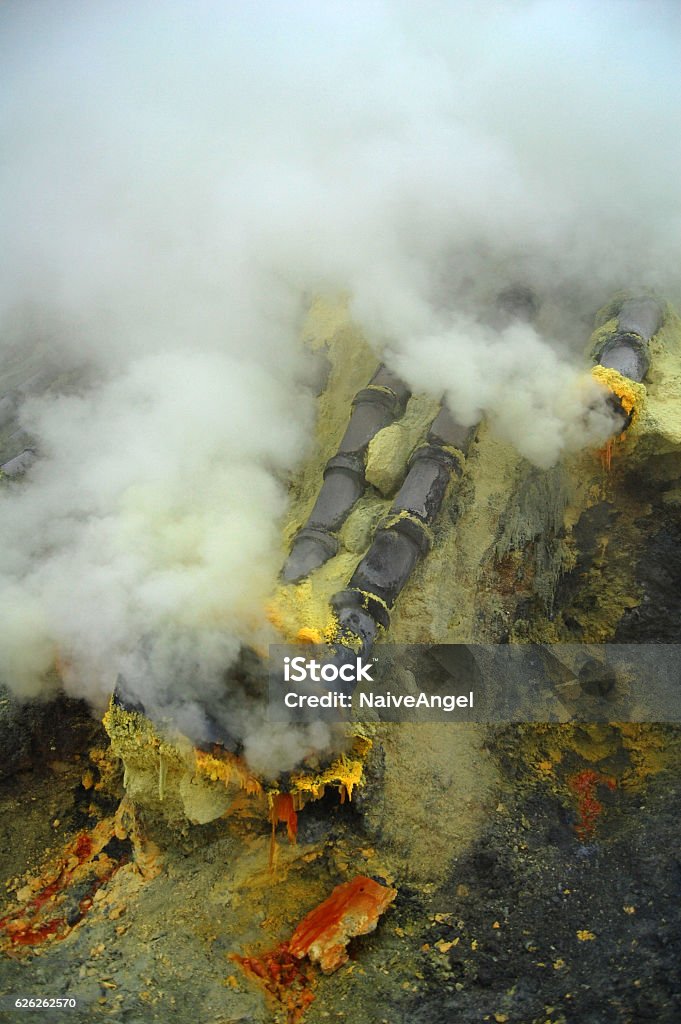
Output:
[{"xmin": 233, "ymin": 875, "xmax": 396, "ymax": 1021}]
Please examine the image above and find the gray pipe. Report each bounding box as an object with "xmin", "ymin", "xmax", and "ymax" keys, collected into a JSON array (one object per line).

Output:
[
  {"xmin": 282, "ymin": 365, "xmax": 410, "ymax": 582},
  {"xmin": 331, "ymin": 407, "xmax": 476, "ymax": 651},
  {"xmin": 595, "ymin": 295, "xmax": 664, "ymax": 382}
]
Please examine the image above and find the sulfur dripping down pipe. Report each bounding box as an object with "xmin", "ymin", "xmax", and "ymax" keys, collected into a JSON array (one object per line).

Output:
[
  {"xmin": 282, "ymin": 366, "xmax": 410, "ymax": 582},
  {"xmin": 590, "ymin": 294, "xmax": 665, "ymax": 448},
  {"xmin": 108, "ymin": 365, "xmax": 410, "ymax": 734}
]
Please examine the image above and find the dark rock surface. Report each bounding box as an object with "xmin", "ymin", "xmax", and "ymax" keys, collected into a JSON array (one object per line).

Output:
[{"xmin": 0, "ymin": 685, "xmax": 102, "ymax": 781}]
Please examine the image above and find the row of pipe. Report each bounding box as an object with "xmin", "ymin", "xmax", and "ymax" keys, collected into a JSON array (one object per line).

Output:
[
  {"xmin": 111, "ymin": 291, "xmax": 668, "ymax": 741},
  {"xmin": 285, "ymin": 292, "xmax": 666, "ymax": 671}
]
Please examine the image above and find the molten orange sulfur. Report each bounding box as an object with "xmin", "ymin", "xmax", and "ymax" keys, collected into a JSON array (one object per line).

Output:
[
  {"xmin": 591, "ymin": 363, "xmax": 645, "ymax": 472},
  {"xmin": 269, "ymin": 792, "xmax": 299, "ymax": 868},
  {"xmin": 270, "ymin": 793, "xmax": 298, "ymax": 844}
]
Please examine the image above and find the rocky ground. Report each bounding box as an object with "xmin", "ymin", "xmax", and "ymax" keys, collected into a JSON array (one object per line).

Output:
[{"xmin": 0, "ymin": 696, "xmax": 680, "ymax": 1024}]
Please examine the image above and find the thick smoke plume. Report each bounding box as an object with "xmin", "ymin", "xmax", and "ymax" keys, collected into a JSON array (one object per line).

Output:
[{"xmin": 1, "ymin": 1, "xmax": 679, "ymax": 770}]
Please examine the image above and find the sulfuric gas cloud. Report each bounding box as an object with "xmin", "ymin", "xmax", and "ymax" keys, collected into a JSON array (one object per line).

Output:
[{"xmin": 1, "ymin": 1, "xmax": 679, "ymax": 771}]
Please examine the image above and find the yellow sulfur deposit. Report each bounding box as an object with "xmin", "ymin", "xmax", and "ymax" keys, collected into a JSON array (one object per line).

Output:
[
  {"xmin": 590, "ymin": 364, "xmax": 647, "ymax": 469},
  {"xmin": 267, "ymin": 579, "xmax": 341, "ymax": 647},
  {"xmin": 289, "ymin": 737, "xmax": 372, "ymax": 803},
  {"xmin": 591, "ymin": 364, "xmax": 646, "ymax": 420},
  {"xmin": 194, "ymin": 749, "xmax": 264, "ymax": 796},
  {"xmin": 104, "ymin": 692, "xmax": 374, "ymax": 830}
]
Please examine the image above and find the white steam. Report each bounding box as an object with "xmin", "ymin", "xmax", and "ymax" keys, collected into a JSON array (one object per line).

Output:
[{"xmin": 1, "ymin": 1, "xmax": 679, "ymax": 765}]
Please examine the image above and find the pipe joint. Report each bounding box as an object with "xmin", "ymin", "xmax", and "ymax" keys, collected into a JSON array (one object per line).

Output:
[
  {"xmin": 323, "ymin": 451, "xmax": 366, "ymax": 483},
  {"xmin": 352, "ymin": 384, "xmax": 406, "ymax": 419},
  {"xmin": 331, "ymin": 587, "xmax": 391, "ymax": 634},
  {"xmin": 595, "ymin": 332, "xmax": 650, "ymax": 383},
  {"xmin": 380, "ymin": 510, "xmax": 432, "ymax": 556},
  {"xmin": 281, "ymin": 527, "xmax": 339, "ymax": 583},
  {"xmin": 408, "ymin": 442, "xmax": 465, "ymax": 476}
]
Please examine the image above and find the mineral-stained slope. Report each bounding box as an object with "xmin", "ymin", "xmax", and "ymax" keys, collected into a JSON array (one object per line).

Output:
[{"xmin": 2, "ymin": 295, "xmax": 681, "ymax": 1022}]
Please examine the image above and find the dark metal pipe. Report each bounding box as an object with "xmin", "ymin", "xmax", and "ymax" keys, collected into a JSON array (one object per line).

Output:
[
  {"xmin": 595, "ymin": 295, "xmax": 664, "ymax": 383},
  {"xmin": 331, "ymin": 407, "xmax": 476, "ymax": 652},
  {"xmin": 617, "ymin": 296, "xmax": 664, "ymax": 341},
  {"xmin": 282, "ymin": 365, "xmax": 410, "ymax": 582}
]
